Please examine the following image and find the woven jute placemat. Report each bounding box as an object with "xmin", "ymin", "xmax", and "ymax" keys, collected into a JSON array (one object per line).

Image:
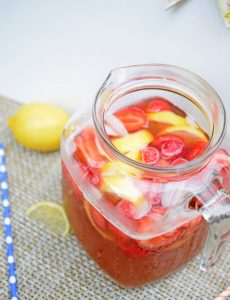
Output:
[{"xmin": 0, "ymin": 96, "xmax": 229, "ymax": 300}]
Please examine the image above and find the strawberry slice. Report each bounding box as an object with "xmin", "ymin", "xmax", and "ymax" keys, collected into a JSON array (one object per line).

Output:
[
  {"xmin": 114, "ymin": 106, "xmax": 148, "ymax": 133},
  {"xmin": 116, "ymin": 199, "xmax": 135, "ymax": 218},
  {"xmin": 187, "ymin": 141, "xmax": 208, "ymax": 161},
  {"xmin": 155, "ymin": 159, "xmax": 170, "ymax": 167},
  {"xmin": 136, "ymin": 216, "xmax": 154, "ymax": 233},
  {"xmin": 74, "ymin": 127, "xmax": 106, "ymax": 168},
  {"xmin": 154, "ymin": 135, "xmax": 185, "ymax": 160},
  {"xmin": 118, "ymin": 240, "xmax": 151, "ymax": 257},
  {"xmin": 141, "ymin": 147, "xmax": 160, "ymax": 165},
  {"xmin": 151, "ymin": 206, "xmax": 168, "ymax": 215},
  {"xmin": 171, "ymin": 157, "xmax": 188, "ymax": 166},
  {"xmin": 79, "ymin": 163, "xmax": 102, "ymax": 187},
  {"xmin": 146, "ymin": 97, "xmax": 172, "ymax": 113}
]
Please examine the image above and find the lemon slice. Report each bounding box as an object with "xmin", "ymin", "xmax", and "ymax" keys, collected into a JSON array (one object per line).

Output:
[
  {"xmin": 26, "ymin": 201, "xmax": 70, "ymax": 236},
  {"xmin": 112, "ymin": 129, "xmax": 153, "ymax": 154},
  {"xmin": 161, "ymin": 125, "xmax": 208, "ymax": 141},
  {"xmin": 147, "ymin": 111, "xmax": 187, "ymax": 126},
  {"xmin": 101, "ymin": 174, "xmax": 143, "ymax": 204},
  {"xmin": 101, "ymin": 150, "xmax": 142, "ymax": 175}
]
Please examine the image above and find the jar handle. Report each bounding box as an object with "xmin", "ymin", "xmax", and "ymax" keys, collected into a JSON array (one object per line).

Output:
[{"xmin": 199, "ymin": 188, "xmax": 230, "ymax": 271}]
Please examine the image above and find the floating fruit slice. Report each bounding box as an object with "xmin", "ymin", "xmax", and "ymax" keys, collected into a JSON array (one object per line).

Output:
[
  {"xmin": 155, "ymin": 159, "xmax": 170, "ymax": 167},
  {"xmin": 147, "ymin": 111, "xmax": 187, "ymax": 126},
  {"xmin": 171, "ymin": 157, "xmax": 188, "ymax": 166},
  {"xmin": 151, "ymin": 206, "xmax": 168, "ymax": 216},
  {"xmin": 186, "ymin": 141, "xmax": 208, "ymax": 161},
  {"xmin": 101, "ymin": 174, "xmax": 143, "ymax": 204},
  {"xmin": 74, "ymin": 127, "xmax": 106, "ymax": 168},
  {"xmin": 83, "ymin": 200, "xmax": 114, "ymax": 241},
  {"xmin": 146, "ymin": 97, "xmax": 172, "ymax": 112},
  {"xmin": 101, "ymin": 150, "xmax": 142, "ymax": 176},
  {"xmin": 26, "ymin": 202, "xmax": 70, "ymax": 236},
  {"xmin": 141, "ymin": 147, "xmax": 160, "ymax": 165},
  {"xmin": 116, "ymin": 200, "xmax": 135, "ymax": 218},
  {"xmin": 79, "ymin": 164, "xmax": 102, "ymax": 187},
  {"xmin": 115, "ymin": 106, "xmax": 148, "ymax": 133},
  {"xmin": 161, "ymin": 125, "xmax": 208, "ymax": 141},
  {"xmin": 112, "ymin": 129, "xmax": 153, "ymax": 154},
  {"xmin": 160, "ymin": 136, "xmax": 185, "ymax": 159},
  {"xmin": 136, "ymin": 216, "xmax": 154, "ymax": 233}
]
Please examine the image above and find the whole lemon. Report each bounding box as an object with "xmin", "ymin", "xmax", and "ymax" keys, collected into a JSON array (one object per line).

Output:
[{"xmin": 8, "ymin": 103, "xmax": 69, "ymax": 152}]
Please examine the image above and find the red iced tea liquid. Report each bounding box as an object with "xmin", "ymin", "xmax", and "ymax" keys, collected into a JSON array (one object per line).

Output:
[{"xmin": 62, "ymin": 97, "xmax": 228, "ymax": 287}]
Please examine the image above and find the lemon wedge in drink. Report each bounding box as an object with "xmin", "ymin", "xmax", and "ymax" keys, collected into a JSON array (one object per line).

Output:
[
  {"xmin": 112, "ymin": 129, "xmax": 153, "ymax": 154},
  {"xmin": 101, "ymin": 174, "xmax": 143, "ymax": 204},
  {"xmin": 147, "ymin": 111, "xmax": 187, "ymax": 126},
  {"xmin": 101, "ymin": 150, "xmax": 142, "ymax": 176},
  {"xmin": 161, "ymin": 125, "xmax": 208, "ymax": 141},
  {"xmin": 26, "ymin": 202, "xmax": 70, "ymax": 236}
]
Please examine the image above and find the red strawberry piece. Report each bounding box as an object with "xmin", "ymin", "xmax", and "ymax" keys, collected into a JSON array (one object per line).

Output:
[
  {"xmin": 152, "ymin": 134, "xmax": 181, "ymax": 149},
  {"xmin": 116, "ymin": 200, "xmax": 135, "ymax": 218},
  {"xmin": 91, "ymin": 207, "xmax": 107, "ymax": 230},
  {"xmin": 114, "ymin": 106, "xmax": 148, "ymax": 133},
  {"xmin": 186, "ymin": 141, "xmax": 208, "ymax": 161},
  {"xmin": 146, "ymin": 97, "xmax": 172, "ymax": 113},
  {"xmin": 141, "ymin": 147, "xmax": 160, "ymax": 165},
  {"xmin": 160, "ymin": 136, "xmax": 185, "ymax": 159},
  {"xmin": 79, "ymin": 164, "xmax": 102, "ymax": 187},
  {"xmin": 74, "ymin": 127, "xmax": 106, "ymax": 168},
  {"xmin": 155, "ymin": 159, "xmax": 170, "ymax": 167},
  {"xmin": 151, "ymin": 206, "xmax": 168, "ymax": 215},
  {"xmin": 118, "ymin": 240, "xmax": 151, "ymax": 258},
  {"xmin": 149, "ymin": 193, "xmax": 161, "ymax": 206},
  {"xmin": 136, "ymin": 216, "xmax": 154, "ymax": 233},
  {"xmin": 171, "ymin": 157, "xmax": 188, "ymax": 166}
]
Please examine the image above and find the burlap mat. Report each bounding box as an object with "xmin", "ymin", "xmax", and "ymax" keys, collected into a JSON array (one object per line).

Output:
[{"xmin": 0, "ymin": 96, "xmax": 229, "ymax": 300}]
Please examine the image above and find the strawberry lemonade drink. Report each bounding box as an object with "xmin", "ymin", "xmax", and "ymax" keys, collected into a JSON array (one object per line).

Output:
[{"xmin": 61, "ymin": 65, "xmax": 230, "ymax": 287}]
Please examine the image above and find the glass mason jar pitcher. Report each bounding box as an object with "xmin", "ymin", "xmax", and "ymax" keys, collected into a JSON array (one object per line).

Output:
[{"xmin": 61, "ymin": 64, "xmax": 230, "ymax": 287}]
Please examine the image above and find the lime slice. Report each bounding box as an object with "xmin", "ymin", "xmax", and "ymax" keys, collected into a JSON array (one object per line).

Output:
[{"xmin": 26, "ymin": 201, "xmax": 70, "ymax": 236}]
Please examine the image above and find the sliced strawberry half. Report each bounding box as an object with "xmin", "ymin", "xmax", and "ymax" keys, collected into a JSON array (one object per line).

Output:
[
  {"xmin": 141, "ymin": 147, "xmax": 160, "ymax": 165},
  {"xmin": 157, "ymin": 135, "xmax": 185, "ymax": 160},
  {"xmin": 171, "ymin": 157, "xmax": 188, "ymax": 166},
  {"xmin": 74, "ymin": 127, "xmax": 106, "ymax": 168},
  {"xmin": 151, "ymin": 206, "xmax": 168, "ymax": 216},
  {"xmin": 79, "ymin": 163, "xmax": 102, "ymax": 187},
  {"xmin": 116, "ymin": 199, "xmax": 135, "ymax": 219},
  {"xmin": 146, "ymin": 97, "xmax": 172, "ymax": 113},
  {"xmin": 136, "ymin": 216, "xmax": 154, "ymax": 233},
  {"xmin": 186, "ymin": 141, "xmax": 208, "ymax": 161},
  {"xmin": 114, "ymin": 106, "xmax": 148, "ymax": 133},
  {"xmin": 118, "ymin": 240, "xmax": 151, "ymax": 258}
]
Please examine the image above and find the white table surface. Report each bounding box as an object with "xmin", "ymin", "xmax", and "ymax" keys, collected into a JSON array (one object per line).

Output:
[{"xmin": 0, "ymin": 0, "xmax": 229, "ymax": 114}]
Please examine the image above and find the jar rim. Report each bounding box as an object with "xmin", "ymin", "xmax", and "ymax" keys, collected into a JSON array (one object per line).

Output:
[{"xmin": 92, "ymin": 64, "xmax": 226, "ymax": 175}]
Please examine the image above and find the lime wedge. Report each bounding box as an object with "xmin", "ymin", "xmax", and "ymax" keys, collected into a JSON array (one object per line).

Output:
[{"xmin": 26, "ymin": 201, "xmax": 70, "ymax": 236}]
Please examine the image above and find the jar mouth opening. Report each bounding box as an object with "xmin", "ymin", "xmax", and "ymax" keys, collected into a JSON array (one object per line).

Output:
[{"xmin": 93, "ymin": 64, "xmax": 226, "ymax": 175}]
